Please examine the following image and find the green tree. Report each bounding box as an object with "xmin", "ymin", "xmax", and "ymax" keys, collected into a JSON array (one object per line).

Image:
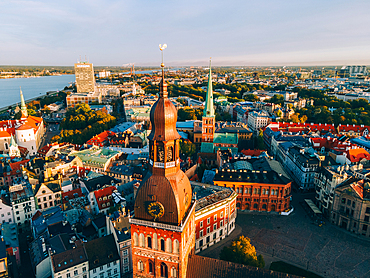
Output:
[
  {"xmin": 267, "ymin": 94, "xmax": 285, "ymax": 106},
  {"xmin": 220, "ymin": 236, "xmax": 265, "ymax": 268},
  {"xmin": 254, "ymin": 129, "xmax": 266, "ymax": 150},
  {"xmin": 180, "ymin": 140, "xmax": 196, "ymax": 157}
]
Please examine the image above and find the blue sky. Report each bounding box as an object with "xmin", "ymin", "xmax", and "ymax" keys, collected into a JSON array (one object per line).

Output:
[{"xmin": 1, "ymin": 0, "xmax": 370, "ymax": 66}]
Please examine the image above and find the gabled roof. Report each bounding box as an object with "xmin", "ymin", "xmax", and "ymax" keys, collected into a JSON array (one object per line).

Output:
[
  {"xmin": 94, "ymin": 186, "xmax": 116, "ymax": 210},
  {"xmin": 87, "ymin": 131, "xmax": 116, "ymax": 146},
  {"xmin": 51, "ymin": 243, "xmax": 88, "ymax": 273},
  {"xmin": 84, "ymin": 235, "xmax": 119, "ymax": 269},
  {"xmin": 346, "ymin": 148, "xmax": 370, "ymax": 163},
  {"xmin": 62, "ymin": 188, "xmax": 83, "ymax": 204}
]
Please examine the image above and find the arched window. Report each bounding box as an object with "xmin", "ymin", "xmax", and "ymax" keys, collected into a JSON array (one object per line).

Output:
[
  {"xmin": 153, "ymin": 233, "xmax": 158, "ymax": 250},
  {"xmin": 147, "ymin": 236, "xmax": 152, "ymax": 249},
  {"xmin": 166, "ymin": 238, "xmax": 172, "ymax": 253},
  {"xmin": 160, "ymin": 238, "xmax": 165, "ymax": 251},
  {"xmin": 173, "ymin": 239, "xmax": 179, "ymax": 254},
  {"xmin": 148, "ymin": 260, "xmax": 154, "ymax": 275},
  {"xmin": 139, "ymin": 233, "xmax": 145, "ymax": 247},
  {"xmin": 253, "ymin": 203, "xmax": 258, "ymax": 209},
  {"xmin": 262, "ymin": 204, "xmax": 267, "ymax": 210},
  {"xmin": 171, "ymin": 267, "xmax": 177, "ymax": 278},
  {"xmin": 271, "ymin": 189, "xmax": 274, "ymax": 195},
  {"xmin": 133, "ymin": 232, "xmax": 138, "ymax": 247},
  {"xmin": 138, "ymin": 260, "xmax": 144, "ymax": 271},
  {"xmin": 262, "ymin": 189, "xmax": 266, "ymax": 195},
  {"xmin": 160, "ymin": 263, "xmax": 168, "ymax": 278}
]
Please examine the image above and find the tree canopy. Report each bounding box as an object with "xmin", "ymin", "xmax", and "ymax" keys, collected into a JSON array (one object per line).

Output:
[
  {"xmin": 220, "ymin": 236, "xmax": 265, "ymax": 268},
  {"xmin": 178, "ymin": 107, "xmax": 203, "ymax": 121},
  {"xmin": 57, "ymin": 103, "xmax": 116, "ymax": 145},
  {"xmin": 180, "ymin": 139, "xmax": 196, "ymax": 157}
]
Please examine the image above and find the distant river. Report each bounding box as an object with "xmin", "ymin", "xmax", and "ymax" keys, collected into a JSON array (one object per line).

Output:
[{"xmin": 0, "ymin": 74, "xmax": 75, "ymax": 108}]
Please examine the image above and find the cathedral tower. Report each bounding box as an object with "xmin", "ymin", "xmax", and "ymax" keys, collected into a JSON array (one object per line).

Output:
[
  {"xmin": 200, "ymin": 61, "xmax": 216, "ymax": 154},
  {"xmin": 202, "ymin": 61, "xmax": 215, "ymax": 143},
  {"xmin": 130, "ymin": 51, "xmax": 196, "ymax": 278}
]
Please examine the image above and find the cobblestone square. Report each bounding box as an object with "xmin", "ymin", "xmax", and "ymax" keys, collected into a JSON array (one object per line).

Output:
[{"xmin": 200, "ymin": 193, "xmax": 370, "ymax": 278}]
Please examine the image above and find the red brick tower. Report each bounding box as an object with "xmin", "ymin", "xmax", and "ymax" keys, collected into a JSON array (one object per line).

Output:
[
  {"xmin": 201, "ymin": 61, "xmax": 215, "ymax": 143},
  {"xmin": 130, "ymin": 59, "xmax": 196, "ymax": 278}
]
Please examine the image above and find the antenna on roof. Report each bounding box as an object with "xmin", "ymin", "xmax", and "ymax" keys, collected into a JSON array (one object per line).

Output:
[{"xmin": 79, "ymin": 55, "xmax": 81, "ymax": 63}]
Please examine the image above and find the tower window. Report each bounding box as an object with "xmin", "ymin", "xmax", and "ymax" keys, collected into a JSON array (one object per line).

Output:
[
  {"xmin": 160, "ymin": 239, "xmax": 165, "ymax": 251},
  {"xmin": 160, "ymin": 263, "xmax": 168, "ymax": 278},
  {"xmin": 171, "ymin": 267, "xmax": 177, "ymax": 278},
  {"xmin": 147, "ymin": 236, "xmax": 152, "ymax": 249},
  {"xmin": 148, "ymin": 260, "xmax": 154, "ymax": 274},
  {"xmin": 138, "ymin": 260, "xmax": 144, "ymax": 271}
]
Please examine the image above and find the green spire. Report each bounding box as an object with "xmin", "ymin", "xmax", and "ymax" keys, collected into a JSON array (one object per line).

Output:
[
  {"xmin": 203, "ymin": 60, "xmax": 214, "ymax": 117},
  {"xmin": 9, "ymin": 135, "xmax": 17, "ymax": 147},
  {"xmin": 20, "ymin": 87, "xmax": 28, "ymax": 118}
]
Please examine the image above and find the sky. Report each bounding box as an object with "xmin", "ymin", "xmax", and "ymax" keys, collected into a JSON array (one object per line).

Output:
[{"xmin": 1, "ymin": 0, "xmax": 370, "ymax": 66}]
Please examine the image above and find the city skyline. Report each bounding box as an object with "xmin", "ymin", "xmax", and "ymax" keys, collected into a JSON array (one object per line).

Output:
[{"xmin": 1, "ymin": 0, "xmax": 370, "ymax": 66}]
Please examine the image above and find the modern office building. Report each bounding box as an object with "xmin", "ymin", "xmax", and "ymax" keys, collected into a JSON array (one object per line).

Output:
[{"xmin": 74, "ymin": 62, "xmax": 95, "ymax": 93}]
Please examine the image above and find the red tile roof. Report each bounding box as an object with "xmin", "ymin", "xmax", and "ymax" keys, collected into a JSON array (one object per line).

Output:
[
  {"xmin": 94, "ymin": 186, "xmax": 116, "ymax": 210},
  {"xmin": 62, "ymin": 188, "xmax": 83, "ymax": 204},
  {"xmin": 346, "ymin": 148, "xmax": 370, "ymax": 163},
  {"xmin": 87, "ymin": 131, "xmax": 115, "ymax": 146},
  {"xmin": 241, "ymin": 149, "xmax": 265, "ymax": 156}
]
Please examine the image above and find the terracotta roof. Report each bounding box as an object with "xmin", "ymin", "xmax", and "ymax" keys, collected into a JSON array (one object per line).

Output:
[
  {"xmin": 94, "ymin": 186, "xmax": 116, "ymax": 210},
  {"xmin": 187, "ymin": 255, "xmax": 299, "ymax": 278},
  {"xmin": 346, "ymin": 148, "xmax": 370, "ymax": 163},
  {"xmin": 241, "ymin": 149, "xmax": 265, "ymax": 156},
  {"xmin": 17, "ymin": 124, "xmax": 33, "ymax": 131},
  {"xmin": 0, "ymin": 131, "xmax": 11, "ymax": 138},
  {"xmin": 87, "ymin": 131, "xmax": 116, "ymax": 146},
  {"xmin": 62, "ymin": 188, "xmax": 83, "ymax": 204}
]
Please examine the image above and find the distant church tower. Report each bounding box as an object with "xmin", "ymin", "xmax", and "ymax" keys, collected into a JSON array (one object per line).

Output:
[
  {"xmin": 20, "ymin": 88, "xmax": 28, "ymax": 119},
  {"xmin": 130, "ymin": 53, "xmax": 196, "ymax": 278},
  {"xmin": 8, "ymin": 135, "xmax": 20, "ymax": 157},
  {"xmin": 200, "ymin": 61, "xmax": 215, "ymax": 153}
]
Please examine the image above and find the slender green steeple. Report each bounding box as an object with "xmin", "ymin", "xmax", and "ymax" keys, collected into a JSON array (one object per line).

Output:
[
  {"xmin": 20, "ymin": 87, "xmax": 28, "ymax": 118},
  {"xmin": 203, "ymin": 60, "xmax": 214, "ymax": 117},
  {"xmin": 10, "ymin": 135, "xmax": 17, "ymax": 147}
]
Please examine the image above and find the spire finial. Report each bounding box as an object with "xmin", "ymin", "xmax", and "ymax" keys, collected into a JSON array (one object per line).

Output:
[{"xmin": 159, "ymin": 44, "xmax": 168, "ymax": 98}]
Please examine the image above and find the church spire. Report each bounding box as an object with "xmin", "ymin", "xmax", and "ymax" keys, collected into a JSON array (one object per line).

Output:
[
  {"xmin": 20, "ymin": 87, "xmax": 28, "ymax": 118},
  {"xmin": 204, "ymin": 59, "xmax": 214, "ymax": 117},
  {"xmin": 159, "ymin": 43, "xmax": 168, "ymax": 98}
]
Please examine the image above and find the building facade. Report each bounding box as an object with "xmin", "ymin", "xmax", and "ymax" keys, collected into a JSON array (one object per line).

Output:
[
  {"xmin": 192, "ymin": 183, "xmax": 237, "ymax": 254},
  {"xmin": 247, "ymin": 110, "xmax": 270, "ymax": 133},
  {"xmin": 74, "ymin": 62, "xmax": 95, "ymax": 93},
  {"xmin": 331, "ymin": 177, "xmax": 370, "ymax": 237},
  {"xmin": 213, "ymin": 169, "xmax": 291, "ymax": 213}
]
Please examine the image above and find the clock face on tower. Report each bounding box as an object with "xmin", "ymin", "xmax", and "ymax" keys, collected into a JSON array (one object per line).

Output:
[{"xmin": 147, "ymin": 201, "xmax": 165, "ymax": 219}]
